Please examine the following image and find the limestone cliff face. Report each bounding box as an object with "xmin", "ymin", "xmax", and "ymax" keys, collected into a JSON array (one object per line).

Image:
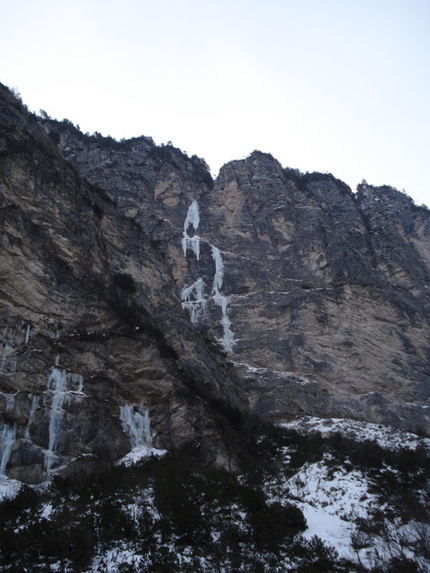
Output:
[
  {"xmin": 52, "ymin": 124, "xmax": 430, "ymax": 436},
  {"xmin": 1, "ymin": 84, "xmax": 429, "ymax": 483},
  {"xmin": 210, "ymin": 157, "xmax": 430, "ymax": 431},
  {"xmin": 0, "ymin": 85, "xmax": 244, "ymax": 483}
]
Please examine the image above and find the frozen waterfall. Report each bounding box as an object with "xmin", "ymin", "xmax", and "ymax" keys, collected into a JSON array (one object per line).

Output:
[
  {"xmin": 182, "ymin": 200, "xmax": 201, "ymax": 260},
  {"xmin": 180, "ymin": 200, "xmax": 235, "ymax": 353},
  {"xmin": 0, "ymin": 422, "xmax": 16, "ymax": 476},
  {"xmin": 211, "ymin": 245, "xmax": 235, "ymax": 353},
  {"xmin": 44, "ymin": 367, "xmax": 84, "ymax": 475},
  {"xmin": 120, "ymin": 404, "xmax": 153, "ymax": 449}
]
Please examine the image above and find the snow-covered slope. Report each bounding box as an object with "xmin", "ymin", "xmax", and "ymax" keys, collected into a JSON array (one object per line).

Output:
[{"xmin": 1, "ymin": 416, "xmax": 429, "ymax": 572}]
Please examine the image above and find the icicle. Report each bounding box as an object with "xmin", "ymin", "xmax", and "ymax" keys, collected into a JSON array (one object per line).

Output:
[
  {"xmin": 180, "ymin": 278, "xmax": 207, "ymax": 325},
  {"xmin": 25, "ymin": 394, "xmax": 39, "ymax": 439},
  {"xmin": 182, "ymin": 201, "xmax": 201, "ymax": 260},
  {"xmin": 120, "ymin": 404, "xmax": 153, "ymax": 449},
  {"xmin": 182, "ymin": 235, "xmax": 201, "ymax": 260},
  {"xmin": 0, "ymin": 422, "xmax": 16, "ymax": 476},
  {"xmin": 25, "ymin": 324, "xmax": 31, "ymax": 344}
]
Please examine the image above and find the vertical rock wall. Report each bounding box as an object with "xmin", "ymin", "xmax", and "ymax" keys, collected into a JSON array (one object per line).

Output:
[{"xmin": 1, "ymin": 83, "xmax": 429, "ymax": 485}]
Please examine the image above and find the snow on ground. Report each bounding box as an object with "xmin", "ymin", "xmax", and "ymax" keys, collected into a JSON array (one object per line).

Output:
[
  {"xmin": 0, "ymin": 476, "xmax": 21, "ymax": 501},
  {"xmin": 280, "ymin": 415, "xmax": 430, "ymax": 451},
  {"xmin": 116, "ymin": 445, "xmax": 167, "ymax": 467},
  {"xmin": 266, "ymin": 453, "xmax": 378, "ymax": 561},
  {"xmin": 88, "ymin": 543, "xmax": 147, "ymax": 573},
  {"xmin": 122, "ymin": 487, "xmax": 162, "ymax": 524},
  {"xmin": 266, "ymin": 416, "xmax": 430, "ymax": 567},
  {"xmin": 40, "ymin": 501, "xmax": 54, "ymax": 520}
]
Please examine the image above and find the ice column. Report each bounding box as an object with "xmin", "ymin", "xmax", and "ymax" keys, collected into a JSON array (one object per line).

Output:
[
  {"xmin": 0, "ymin": 422, "xmax": 16, "ymax": 476},
  {"xmin": 44, "ymin": 367, "xmax": 84, "ymax": 474},
  {"xmin": 25, "ymin": 394, "xmax": 39, "ymax": 439},
  {"xmin": 180, "ymin": 278, "xmax": 207, "ymax": 326},
  {"xmin": 182, "ymin": 200, "xmax": 201, "ymax": 260},
  {"xmin": 120, "ymin": 404, "xmax": 153, "ymax": 449},
  {"xmin": 211, "ymin": 245, "xmax": 235, "ymax": 353}
]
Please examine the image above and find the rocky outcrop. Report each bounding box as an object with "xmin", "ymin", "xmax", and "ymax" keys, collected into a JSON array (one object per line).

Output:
[{"xmin": 1, "ymin": 84, "xmax": 429, "ymax": 483}]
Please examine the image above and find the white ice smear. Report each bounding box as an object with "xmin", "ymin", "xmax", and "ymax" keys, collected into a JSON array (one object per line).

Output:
[
  {"xmin": 0, "ymin": 422, "xmax": 16, "ymax": 476},
  {"xmin": 44, "ymin": 367, "xmax": 85, "ymax": 475},
  {"xmin": 182, "ymin": 200, "xmax": 201, "ymax": 260},
  {"xmin": 25, "ymin": 394, "xmax": 39, "ymax": 439}
]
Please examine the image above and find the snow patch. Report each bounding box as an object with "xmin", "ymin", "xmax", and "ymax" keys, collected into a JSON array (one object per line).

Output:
[
  {"xmin": 267, "ymin": 453, "xmax": 378, "ymax": 561},
  {"xmin": 265, "ymin": 416, "xmax": 430, "ymax": 567},
  {"xmin": 117, "ymin": 445, "xmax": 167, "ymax": 467},
  {"xmin": 89, "ymin": 543, "xmax": 146, "ymax": 573},
  {"xmin": 280, "ymin": 416, "xmax": 430, "ymax": 452},
  {"xmin": 0, "ymin": 476, "xmax": 21, "ymax": 501},
  {"xmin": 40, "ymin": 502, "xmax": 54, "ymax": 520},
  {"xmin": 231, "ymin": 361, "xmax": 314, "ymax": 384}
]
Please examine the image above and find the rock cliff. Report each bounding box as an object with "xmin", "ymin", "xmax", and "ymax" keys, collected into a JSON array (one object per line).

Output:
[
  {"xmin": 1, "ymin": 83, "xmax": 429, "ymax": 483},
  {"xmin": 0, "ymin": 85, "xmax": 245, "ymax": 483}
]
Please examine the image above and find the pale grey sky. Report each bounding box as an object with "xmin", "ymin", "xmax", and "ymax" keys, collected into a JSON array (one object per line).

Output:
[{"xmin": 2, "ymin": 0, "xmax": 429, "ymax": 206}]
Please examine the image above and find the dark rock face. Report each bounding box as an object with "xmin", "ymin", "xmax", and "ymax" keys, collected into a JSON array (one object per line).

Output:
[{"xmin": 1, "ymin": 84, "xmax": 429, "ymax": 482}]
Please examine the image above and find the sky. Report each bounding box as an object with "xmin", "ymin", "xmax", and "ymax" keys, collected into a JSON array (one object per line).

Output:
[{"xmin": 1, "ymin": 0, "xmax": 430, "ymax": 207}]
